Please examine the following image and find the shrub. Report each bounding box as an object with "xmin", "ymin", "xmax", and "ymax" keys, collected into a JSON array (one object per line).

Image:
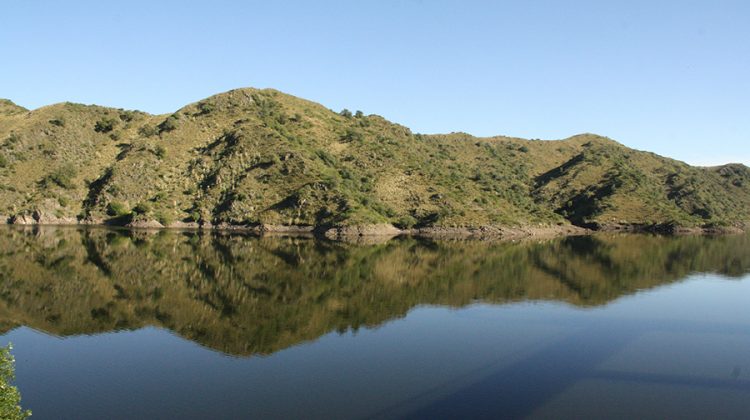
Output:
[
  {"xmin": 339, "ymin": 168, "xmax": 353, "ymax": 179},
  {"xmin": 107, "ymin": 201, "xmax": 130, "ymax": 216},
  {"xmin": 94, "ymin": 118, "xmax": 116, "ymax": 133},
  {"xmin": 316, "ymin": 150, "xmax": 337, "ymax": 166},
  {"xmin": 189, "ymin": 211, "xmax": 202, "ymax": 223},
  {"xmin": 393, "ymin": 214, "xmax": 418, "ymax": 229},
  {"xmin": 138, "ymin": 124, "xmax": 158, "ymax": 137},
  {"xmin": 119, "ymin": 111, "xmax": 137, "ymax": 122},
  {"xmin": 196, "ymin": 102, "xmax": 215, "ymax": 115},
  {"xmin": 6, "ymin": 133, "xmax": 21, "ymax": 144},
  {"xmin": 355, "ymin": 110, "xmax": 364, "ymax": 118},
  {"xmin": 155, "ymin": 145, "xmax": 167, "ymax": 159},
  {"xmin": 340, "ymin": 128, "xmax": 363, "ymax": 143},
  {"xmin": 47, "ymin": 164, "xmax": 77, "ymax": 189},
  {"xmin": 0, "ymin": 154, "xmax": 7, "ymax": 168},
  {"xmin": 152, "ymin": 191, "xmax": 168, "ymax": 202},
  {"xmin": 49, "ymin": 118, "xmax": 65, "ymax": 127},
  {"xmin": 158, "ymin": 115, "xmax": 179, "ymax": 133},
  {"xmin": 132, "ymin": 202, "xmax": 151, "ymax": 215},
  {"xmin": 156, "ymin": 212, "xmax": 174, "ymax": 226},
  {"xmin": 339, "ymin": 109, "xmax": 353, "ymax": 118}
]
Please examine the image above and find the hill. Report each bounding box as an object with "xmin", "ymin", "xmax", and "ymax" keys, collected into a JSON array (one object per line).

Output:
[{"xmin": 0, "ymin": 88, "xmax": 748, "ymax": 236}]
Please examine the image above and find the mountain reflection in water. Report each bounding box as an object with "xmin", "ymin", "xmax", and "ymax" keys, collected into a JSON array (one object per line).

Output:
[{"xmin": 0, "ymin": 227, "xmax": 748, "ymax": 357}]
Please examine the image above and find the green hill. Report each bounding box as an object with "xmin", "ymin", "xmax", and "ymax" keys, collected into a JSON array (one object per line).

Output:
[{"xmin": 0, "ymin": 88, "xmax": 748, "ymax": 235}]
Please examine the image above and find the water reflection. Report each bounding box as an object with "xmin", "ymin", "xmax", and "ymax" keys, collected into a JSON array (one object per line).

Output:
[{"xmin": 0, "ymin": 227, "xmax": 748, "ymax": 357}]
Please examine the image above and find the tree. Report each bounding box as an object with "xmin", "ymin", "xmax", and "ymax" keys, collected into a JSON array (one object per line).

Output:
[
  {"xmin": 354, "ymin": 110, "xmax": 364, "ymax": 118},
  {"xmin": 0, "ymin": 344, "xmax": 31, "ymax": 420},
  {"xmin": 339, "ymin": 109, "xmax": 353, "ymax": 118}
]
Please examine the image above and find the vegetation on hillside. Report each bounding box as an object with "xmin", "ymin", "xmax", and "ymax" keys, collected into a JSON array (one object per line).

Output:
[{"xmin": 0, "ymin": 89, "xmax": 748, "ymax": 231}]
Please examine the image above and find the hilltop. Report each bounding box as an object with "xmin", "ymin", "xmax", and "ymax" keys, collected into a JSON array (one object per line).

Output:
[{"xmin": 0, "ymin": 88, "xmax": 748, "ymax": 237}]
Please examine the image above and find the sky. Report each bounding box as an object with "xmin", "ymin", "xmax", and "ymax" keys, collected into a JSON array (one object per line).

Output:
[{"xmin": 1, "ymin": 0, "xmax": 748, "ymax": 166}]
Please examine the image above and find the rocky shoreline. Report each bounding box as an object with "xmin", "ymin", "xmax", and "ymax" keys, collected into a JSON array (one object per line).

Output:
[{"xmin": 2, "ymin": 211, "xmax": 745, "ymax": 241}]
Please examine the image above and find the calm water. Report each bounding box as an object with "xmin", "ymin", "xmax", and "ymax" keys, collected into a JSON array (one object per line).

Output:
[{"xmin": 1, "ymin": 227, "xmax": 749, "ymax": 419}]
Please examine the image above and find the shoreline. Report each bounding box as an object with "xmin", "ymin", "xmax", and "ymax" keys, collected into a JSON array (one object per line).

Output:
[{"xmin": 2, "ymin": 216, "xmax": 745, "ymax": 241}]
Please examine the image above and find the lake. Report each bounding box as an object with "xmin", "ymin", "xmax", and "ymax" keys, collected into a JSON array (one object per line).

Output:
[{"xmin": 1, "ymin": 227, "xmax": 749, "ymax": 419}]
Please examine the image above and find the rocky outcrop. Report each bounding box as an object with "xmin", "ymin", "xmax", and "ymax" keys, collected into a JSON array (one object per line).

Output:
[
  {"xmin": 9, "ymin": 214, "xmax": 36, "ymax": 225},
  {"xmin": 166, "ymin": 221, "xmax": 201, "ymax": 229},
  {"xmin": 255, "ymin": 224, "xmax": 315, "ymax": 234},
  {"xmin": 322, "ymin": 224, "xmax": 402, "ymax": 240},
  {"xmin": 592, "ymin": 222, "xmax": 746, "ymax": 235},
  {"xmin": 0, "ymin": 213, "xmax": 739, "ymax": 242},
  {"xmin": 126, "ymin": 219, "xmax": 165, "ymax": 229},
  {"xmin": 9, "ymin": 210, "xmax": 78, "ymax": 225},
  {"xmin": 411, "ymin": 224, "xmax": 590, "ymax": 240}
]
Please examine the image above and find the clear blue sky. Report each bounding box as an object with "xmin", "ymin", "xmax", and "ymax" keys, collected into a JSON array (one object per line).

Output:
[{"xmin": 1, "ymin": 0, "xmax": 748, "ymax": 165}]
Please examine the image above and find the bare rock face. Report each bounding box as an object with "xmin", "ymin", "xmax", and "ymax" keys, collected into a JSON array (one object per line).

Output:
[
  {"xmin": 410, "ymin": 224, "xmax": 591, "ymax": 240},
  {"xmin": 126, "ymin": 219, "xmax": 164, "ymax": 229},
  {"xmin": 256, "ymin": 224, "xmax": 315, "ymax": 234},
  {"xmin": 81, "ymin": 217, "xmax": 106, "ymax": 225},
  {"xmin": 10, "ymin": 213, "xmax": 37, "ymax": 225},
  {"xmin": 410, "ymin": 226, "xmax": 503, "ymax": 239},
  {"xmin": 8, "ymin": 205, "xmax": 79, "ymax": 226},
  {"xmin": 323, "ymin": 224, "xmax": 402, "ymax": 240},
  {"xmin": 34, "ymin": 210, "xmax": 78, "ymax": 225},
  {"xmin": 167, "ymin": 221, "xmax": 201, "ymax": 229}
]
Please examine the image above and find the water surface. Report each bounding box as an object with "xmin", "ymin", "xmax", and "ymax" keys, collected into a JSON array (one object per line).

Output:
[{"xmin": 1, "ymin": 227, "xmax": 749, "ymax": 419}]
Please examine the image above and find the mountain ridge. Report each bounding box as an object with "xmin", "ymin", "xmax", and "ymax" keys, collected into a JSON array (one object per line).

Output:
[{"xmin": 0, "ymin": 88, "xmax": 748, "ymax": 237}]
